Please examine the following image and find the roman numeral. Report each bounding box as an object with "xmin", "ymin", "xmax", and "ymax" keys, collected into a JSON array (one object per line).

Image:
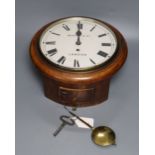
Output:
[
  {"xmin": 98, "ymin": 33, "xmax": 107, "ymax": 37},
  {"xmin": 50, "ymin": 32, "xmax": 60, "ymax": 36},
  {"xmin": 74, "ymin": 59, "xmax": 80, "ymax": 68},
  {"xmin": 62, "ymin": 24, "xmax": 70, "ymax": 31},
  {"xmin": 90, "ymin": 25, "xmax": 96, "ymax": 31},
  {"xmin": 101, "ymin": 43, "xmax": 111, "ymax": 46},
  {"xmin": 44, "ymin": 41, "xmax": 56, "ymax": 45},
  {"xmin": 97, "ymin": 51, "xmax": 108, "ymax": 57},
  {"xmin": 47, "ymin": 48, "xmax": 57, "ymax": 56},
  {"xmin": 77, "ymin": 21, "xmax": 83, "ymax": 29},
  {"xmin": 57, "ymin": 56, "xmax": 66, "ymax": 64},
  {"xmin": 89, "ymin": 58, "xmax": 96, "ymax": 64}
]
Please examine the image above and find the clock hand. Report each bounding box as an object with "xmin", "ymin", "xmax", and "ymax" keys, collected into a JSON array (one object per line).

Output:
[
  {"xmin": 76, "ymin": 36, "xmax": 81, "ymax": 45},
  {"xmin": 76, "ymin": 21, "xmax": 82, "ymax": 45},
  {"xmin": 76, "ymin": 30, "xmax": 82, "ymax": 45}
]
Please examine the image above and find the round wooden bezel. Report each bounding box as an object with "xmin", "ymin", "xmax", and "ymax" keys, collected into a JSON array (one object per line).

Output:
[{"xmin": 29, "ymin": 17, "xmax": 128, "ymax": 107}]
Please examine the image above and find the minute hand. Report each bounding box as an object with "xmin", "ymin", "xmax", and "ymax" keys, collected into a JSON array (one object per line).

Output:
[{"xmin": 76, "ymin": 22, "xmax": 82, "ymax": 45}]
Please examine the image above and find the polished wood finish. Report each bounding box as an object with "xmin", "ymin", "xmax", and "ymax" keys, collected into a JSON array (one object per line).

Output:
[
  {"xmin": 29, "ymin": 17, "xmax": 128, "ymax": 107},
  {"xmin": 43, "ymin": 75, "xmax": 110, "ymax": 107}
]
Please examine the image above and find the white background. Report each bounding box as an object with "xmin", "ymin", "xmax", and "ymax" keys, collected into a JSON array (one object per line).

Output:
[
  {"xmin": 0, "ymin": 0, "xmax": 155, "ymax": 155},
  {"xmin": 15, "ymin": 0, "xmax": 138, "ymax": 154},
  {"xmin": 0, "ymin": 0, "xmax": 15, "ymax": 155}
]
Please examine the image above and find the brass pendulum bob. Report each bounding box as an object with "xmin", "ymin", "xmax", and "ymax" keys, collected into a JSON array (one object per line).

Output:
[{"xmin": 64, "ymin": 106, "xmax": 116, "ymax": 147}]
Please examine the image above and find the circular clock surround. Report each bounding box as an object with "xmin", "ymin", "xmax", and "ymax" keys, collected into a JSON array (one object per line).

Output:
[
  {"xmin": 30, "ymin": 16, "xmax": 127, "ymax": 107},
  {"xmin": 39, "ymin": 17, "xmax": 118, "ymax": 71}
]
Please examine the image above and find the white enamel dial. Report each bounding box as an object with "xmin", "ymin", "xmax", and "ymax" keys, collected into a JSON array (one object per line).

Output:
[{"xmin": 39, "ymin": 17, "xmax": 117, "ymax": 71}]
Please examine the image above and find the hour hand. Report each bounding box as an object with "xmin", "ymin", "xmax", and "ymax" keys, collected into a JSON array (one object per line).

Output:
[
  {"xmin": 76, "ymin": 36, "xmax": 81, "ymax": 45},
  {"xmin": 76, "ymin": 30, "xmax": 82, "ymax": 45},
  {"xmin": 76, "ymin": 21, "xmax": 82, "ymax": 45}
]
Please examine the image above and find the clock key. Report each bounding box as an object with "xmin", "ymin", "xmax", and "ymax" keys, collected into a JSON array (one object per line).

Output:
[{"xmin": 53, "ymin": 115, "xmax": 75, "ymax": 137}]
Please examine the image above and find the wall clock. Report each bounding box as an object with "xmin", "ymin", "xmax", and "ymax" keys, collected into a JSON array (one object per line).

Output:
[{"xmin": 30, "ymin": 16, "xmax": 127, "ymax": 107}]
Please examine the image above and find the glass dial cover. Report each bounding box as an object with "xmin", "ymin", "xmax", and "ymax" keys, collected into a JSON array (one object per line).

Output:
[{"xmin": 39, "ymin": 17, "xmax": 117, "ymax": 71}]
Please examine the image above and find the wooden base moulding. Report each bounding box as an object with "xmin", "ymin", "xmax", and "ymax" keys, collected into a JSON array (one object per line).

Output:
[{"xmin": 43, "ymin": 75, "xmax": 110, "ymax": 107}]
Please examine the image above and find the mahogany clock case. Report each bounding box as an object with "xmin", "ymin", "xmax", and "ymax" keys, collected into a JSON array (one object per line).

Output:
[
  {"xmin": 16, "ymin": 0, "xmax": 138, "ymax": 154},
  {"xmin": 30, "ymin": 17, "xmax": 128, "ymax": 107}
]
